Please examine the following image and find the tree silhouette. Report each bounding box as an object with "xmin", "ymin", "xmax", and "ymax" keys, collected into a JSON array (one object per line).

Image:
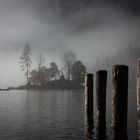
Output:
[
  {"xmin": 39, "ymin": 66, "xmax": 51, "ymax": 85},
  {"xmin": 71, "ymin": 60, "xmax": 86, "ymax": 87},
  {"xmin": 37, "ymin": 52, "xmax": 45, "ymax": 85},
  {"xmin": 63, "ymin": 50, "xmax": 77, "ymax": 80},
  {"xmin": 30, "ymin": 70, "xmax": 39, "ymax": 85},
  {"xmin": 20, "ymin": 44, "xmax": 31, "ymax": 85},
  {"xmin": 49, "ymin": 62, "xmax": 60, "ymax": 80}
]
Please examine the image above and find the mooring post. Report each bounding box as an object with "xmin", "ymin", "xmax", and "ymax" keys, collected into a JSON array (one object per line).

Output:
[
  {"xmin": 85, "ymin": 112, "xmax": 94, "ymax": 137},
  {"xmin": 85, "ymin": 74, "xmax": 94, "ymax": 139},
  {"xmin": 111, "ymin": 65, "xmax": 129, "ymax": 132},
  {"xmin": 137, "ymin": 59, "xmax": 140, "ymax": 115},
  {"xmin": 96, "ymin": 70, "xmax": 107, "ymax": 122},
  {"xmin": 137, "ymin": 59, "xmax": 140, "ymax": 140},
  {"xmin": 85, "ymin": 74, "xmax": 93, "ymax": 116}
]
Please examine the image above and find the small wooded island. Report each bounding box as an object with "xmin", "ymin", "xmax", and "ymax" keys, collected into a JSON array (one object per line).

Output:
[
  {"xmin": 17, "ymin": 72, "xmax": 85, "ymax": 90},
  {"xmin": 14, "ymin": 45, "xmax": 86, "ymax": 90}
]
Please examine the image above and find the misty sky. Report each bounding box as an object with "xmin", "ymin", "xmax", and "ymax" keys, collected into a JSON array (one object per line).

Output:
[{"xmin": 0, "ymin": 0, "xmax": 140, "ymax": 87}]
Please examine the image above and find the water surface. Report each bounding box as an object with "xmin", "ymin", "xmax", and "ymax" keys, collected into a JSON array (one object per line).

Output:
[{"xmin": 0, "ymin": 89, "xmax": 138, "ymax": 140}]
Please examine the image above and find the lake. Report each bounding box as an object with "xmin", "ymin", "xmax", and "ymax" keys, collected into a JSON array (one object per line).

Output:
[{"xmin": 0, "ymin": 89, "xmax": 138, "ymax": 140}]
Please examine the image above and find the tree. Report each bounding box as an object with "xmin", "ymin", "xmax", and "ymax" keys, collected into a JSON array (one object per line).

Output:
[
  {"xmin": 71, "ymin": 60, "xmax": 86, "ymax": 87},
  {"xmin": 37, "ymin": 52, "xmax": 45, "ymax": 85},
  {"xmin": 30, "ymin": 70, "xmax": 39, "ymax": 85},
  {"xmin": 20, "ymin": 44, "xmax": 31, "ymax": 85},
  {"xmin": 37, "ymin": 52, "xmax": 45, "ymax": 71},
  {"xmin": 63, "ymin": 50, "xmax": 77, "ymax": 80},
  {"xmin": 49, "ymin": 62, "xmax": 60, "ymax": 80},
  {"xmin": 30, "ymin": 66, "xmax": 51, "ymax": 86},
  {"xmin": 39, "ymin": 66, "xmax": 51, "ymax": 85}
]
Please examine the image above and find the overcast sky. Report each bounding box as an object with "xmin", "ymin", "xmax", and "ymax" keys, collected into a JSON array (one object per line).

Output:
[{"xmin": 0, "ymin": 0, "xmax": 140, "ymax": 87}]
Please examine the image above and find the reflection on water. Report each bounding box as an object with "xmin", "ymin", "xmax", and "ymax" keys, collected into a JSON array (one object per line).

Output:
[
  {"xmin": 112, "ymin": 129, "xmax": 128, "ymax": 140},
  {"xmin": 96, "ymin": 117, "xmax": 106, "ymax": 140},
  {"xmin": 0, "ymin": 89, "xmax": 138, "ymax": 140},
  {"xmin": 138, "ymin": 117, "xmax": 140, "ymax": 140},
  {"xmin": 85, "ymin": 110, "xmax": 94, "ymax": 139},
  {"xmin": 85, "ymin": 112, "xmax": 107, "ymax": 140}
]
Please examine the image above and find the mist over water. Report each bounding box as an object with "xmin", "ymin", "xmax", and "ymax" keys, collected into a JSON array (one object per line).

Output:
[{"xmin": 0, "ymin": 0, "xmax": 139, "ymax": 87}]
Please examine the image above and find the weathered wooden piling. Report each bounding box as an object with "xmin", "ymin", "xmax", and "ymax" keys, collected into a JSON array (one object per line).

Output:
[
  {"xmin": 111, "ymin": 65, "xmax": 129, "ymax": 131},
  {"xmin": 137, "ymin": 59, "xmax": 140, "ymax": 140},
  {"xmin": 85, "ymin": 74, "xmax": 93, "ymax": 116},
  {"xmin": 85, "ymin": 112, "xmax": 94, "ymax": 137},
  {"xmin": 96, "ymin": 70, "xmax": 107, "ymax": 122},
  {"xmin": 137, "ymin": 59, "xmax": 140, "ymax": 114}
]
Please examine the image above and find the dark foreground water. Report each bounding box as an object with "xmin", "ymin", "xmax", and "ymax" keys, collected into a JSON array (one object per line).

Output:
[{"xmin": 0, "ymin": 89, "xmax": 138, "ymax": 140}]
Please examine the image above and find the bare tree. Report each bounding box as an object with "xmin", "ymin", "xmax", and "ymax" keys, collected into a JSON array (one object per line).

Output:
[
  {"xmin": 37, "ymin": 52, "xmax": 45, "ymax": 85},
  {"xmin": 63, "ymin": 50, "xmax": 77, "ymax": 80},
  {"xmin": 20, "ymin": 44, "xmax": 31, "ymax": 85},
  {"xmin": 49, "ymin": 62, "xmax": 60, "ymax": 80},
  {"xmin": 39, "ymin": 66, "xmax": 51, "ymax": 85},
  {"xmin": 71, "ymin": 60, "xmax": 86, "ymax": 86},
  {"xmin": 30, "ymin": 69, "xmax": 39, "ymax": 85},
  {"xmin": 37, "ymin": 52, "xmax": 45, "ymax": 71}
]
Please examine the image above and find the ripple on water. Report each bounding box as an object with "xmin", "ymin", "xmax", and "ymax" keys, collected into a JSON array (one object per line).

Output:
[{"xmin": 0, "ymin": 90, "xmax": 138, "ymax": 140}]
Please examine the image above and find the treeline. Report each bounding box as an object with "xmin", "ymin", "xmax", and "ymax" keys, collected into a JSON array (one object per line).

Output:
[{"xmin": 19, "ymin": 44, "xmax": 86, "ymax": 89}]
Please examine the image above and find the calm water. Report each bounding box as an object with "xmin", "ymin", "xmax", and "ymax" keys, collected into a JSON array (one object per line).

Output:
[{"xmin": 0, "ymin": 89, "xmax": 138, "ymax": 140}]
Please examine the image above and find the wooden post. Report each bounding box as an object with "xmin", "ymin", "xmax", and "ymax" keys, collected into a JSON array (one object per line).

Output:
[
  {"xmin": 85, "ymin": 74, "xmax": 93, "ymax": 116},
  {"xmin": 137, "ymin": 59, "xmax": 140, "ymax": 115},
  {"xmin": 96, "ymin": 70, "xmax": 107, "ymax": 122},
  {"xmin": 137, "ymin": 59, "xmax": 140, "ymax": 140},
  {"xmin": 85, "ymin": 112, "xmax": 94, "ymax": 137},
  {"xmin": 85, "ymin": 74, "xmax": 94, "ymax": 139},
  {"xmin": 111, "ymin": 65, "xmax": 129, "ymax": 132}
]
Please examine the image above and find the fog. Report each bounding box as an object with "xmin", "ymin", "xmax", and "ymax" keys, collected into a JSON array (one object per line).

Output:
[{"xmin": 0, "ymin": 0, "xmax": 140, "ymax": 88}]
